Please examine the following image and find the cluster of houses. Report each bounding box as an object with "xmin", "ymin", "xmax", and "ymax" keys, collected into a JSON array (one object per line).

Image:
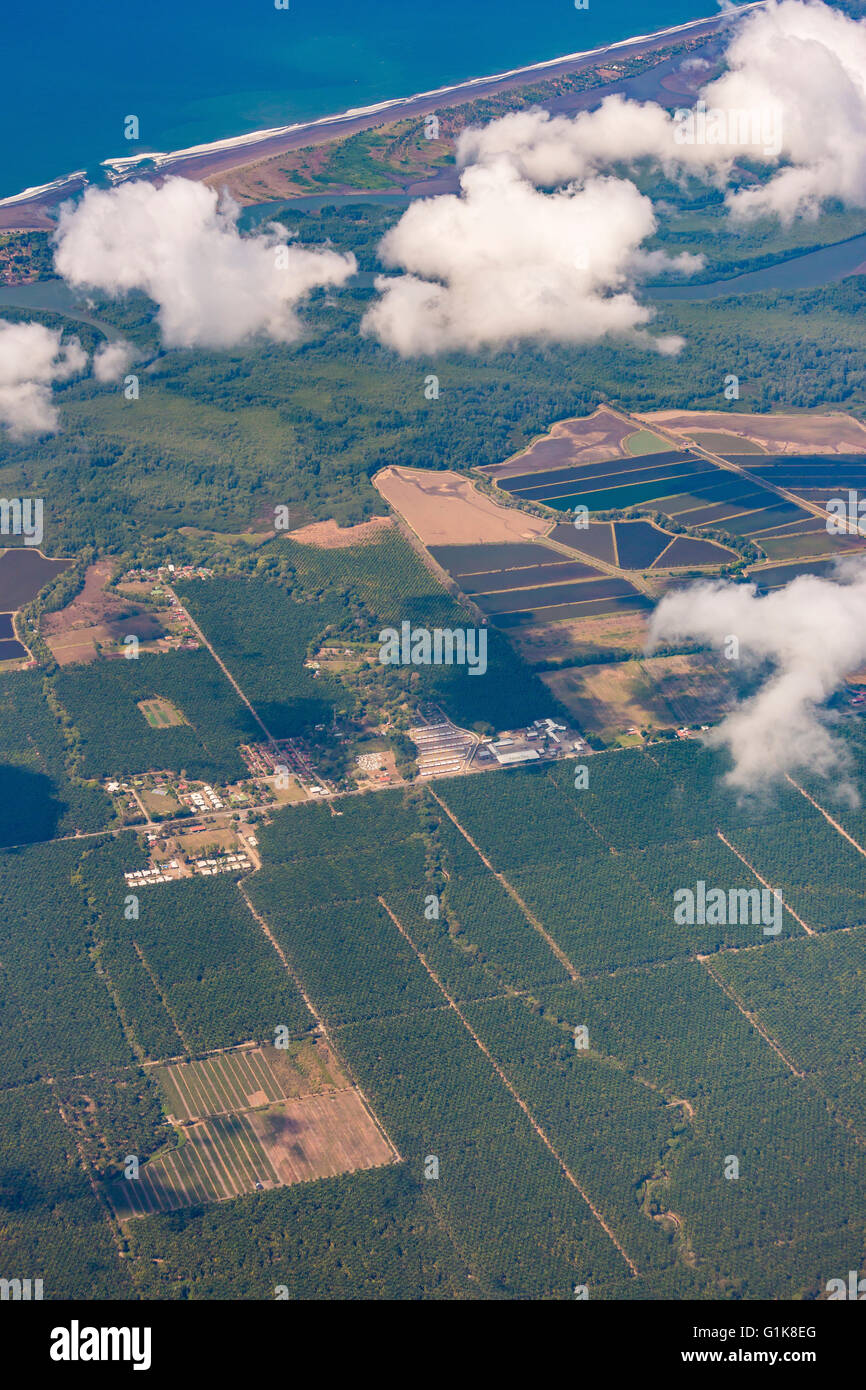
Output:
[
  {"xmin": 124, "ymin": 863, "xmax": 180, "ymax": 888},
  {"xmin": 194, "ymin": 853, "xmax": 251, "ymax": 876},
  {"xmin": 182, "ymin": 783, "xmax": 225, "ymax": 812}
]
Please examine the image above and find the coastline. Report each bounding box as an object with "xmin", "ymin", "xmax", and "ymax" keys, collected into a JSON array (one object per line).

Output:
[{"xmin": 0, "ymin": 3, "xmax": 762, "ymax": 232}]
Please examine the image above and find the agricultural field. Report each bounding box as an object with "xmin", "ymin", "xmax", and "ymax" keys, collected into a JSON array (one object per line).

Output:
[
  {"xmin": 746, "ymin": 557, "xmax": 836, "ymax": 589},
  {"xmin": 4, "ymin": 726, "xmax": 865, "ymax": 1297},
  {"xmin": 137, "ymin": 696, "xmax": 187, "ymax": 727},
  {"xmin": 0, "ymin": 1088, "xmax": 135, "ymax": 1300},
  {"xmin": 493, "ymin": 448, "xmax": 837, "ymax": 556},
  {"xmin": 104, "ymin": 1041, "xmax": 394, "ymax": 1220},
  {"xmin": 734, "ymin": 453, "xmax": 866, "ymax": 505},
  {"xmin": 543, "ymin": 652, "xmax": 732, "ymax": 740},
  {"xmin": 179, "ymin": 534, "xmax": 560, "ymax": 735},
  {"xmin": 42, "ymin": 560, "xmax": 168, "ymax": 667},
  {"xmin": 0, "ymin": 668, "xmax": 110, "ymax": 845},
  {"xmin": 478, "ymin": 408, "xmax": 866, "ymax": 569},
  {"xmin": 55, "ymin": 648, "xmax": 256, "ymax": 781},
  {"xmin": 144, "ymin": 758, "xmax": 864, "ymax": 1298},
  {"xmin": 127, "ymin": 1165, "xmax": 476, "ymax": 1300},
  {"xmin": 623, "ymin": 428, "xmax": 672, "ymax": 455},
  {"xmin": 374, "ymin": 464, "xmax": 547, "ymax": 546},
  {"xmin": 482, "ymin": 405, "xmax": 635, "ymax": 481},
  {"xmin": 509, "ymin": 608, "xmax": 650, "ymax": 667},
  {"xmin": 157, "ymin": 1039, "xmax": 345, "ymax": 1121},
  {"xmin": 80, "ymin": 838, "xmax": 314, "ymax": 1058},
  {"xmin": 643, "ymin": 409, "xmax": 866, "ymax": 455}
]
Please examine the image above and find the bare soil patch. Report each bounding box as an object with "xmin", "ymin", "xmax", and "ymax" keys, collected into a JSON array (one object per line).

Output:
[
  {"xmin": 288, "ymin": 515, "xmax": 393, "ymax": 548},
  {"xmin": 481, "ymin": 406, "xmax": 634, "ymax": 481},
  {"xmin": 247, "ymin": 1090, "xmax": 394, "ymax": 1184},
  {"xmin": 639, "ymin": 410, "xmax": 866, "ymax": 454},
  {"xmin": 543, "ymin": 652, "xmax": 732, "ymax": 739},
  {"xmin": 43, "ymin": 560, "xmax": 166, "ymax": 665},
  {"xmin": 374, "ymin": 465, "xmax": 546, "ymax": 546},
  {"xmin": 510, "ymin": 609, "xmax": 649, "ymax": 666}
]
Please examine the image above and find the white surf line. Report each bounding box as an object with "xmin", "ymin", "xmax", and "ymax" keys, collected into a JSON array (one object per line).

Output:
[
  {"xmin": 786, "ymin": 774, "xmax": 866, "ymax": 860},
  {"xmin": 3, "ymin": 4, "xmax": 762, "ymax": 208},
  {"xmin": 716, "ymin": 829, "xmax": 815, "ymax": 937},
  {"xmin": 101, "ymin": 6, "xmax": 757, "ymax": 176},
  {"xmin": 0, "ymin": 169, "xmax": 87, "ymax": 208},
  {"xmin": 378, "ymin": 895, "xmax": 640, "ymax": 1277}
]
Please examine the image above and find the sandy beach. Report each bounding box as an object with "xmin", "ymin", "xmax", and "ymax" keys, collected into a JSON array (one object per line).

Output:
[{"xmin": 0, "ymin": 4, "xmax": 759, "ymax": 231}]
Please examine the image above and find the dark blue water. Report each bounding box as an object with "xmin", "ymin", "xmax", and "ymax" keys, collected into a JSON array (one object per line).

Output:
[{"xmin": 1, "ymin": 0, "xmax": 719, "ymax": 199}]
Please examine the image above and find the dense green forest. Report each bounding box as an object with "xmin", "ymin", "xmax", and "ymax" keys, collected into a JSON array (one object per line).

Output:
[
  {"xmin": 3, "ymin": 93, "xmax": 866, "ymax": 1298},
  {"xmin": 54, "ymin": 649, "xmax": 256, "ymax": 782},
  {"xmin": 1, "ymin": 193, "xmax": 865, "ymax": 560},
  {"xmin": 176, "ymin": 533, "xmax": 560, "ymax": 741},
  {"xmin": 0, "ymin": 670, "xmax": 109, "ymax": 846},
  {"xmin": 2, "ymin": 730, "xmax": 865, "ymax": 1296}
]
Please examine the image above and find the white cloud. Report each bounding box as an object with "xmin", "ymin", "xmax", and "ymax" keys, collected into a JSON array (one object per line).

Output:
[
  {"xmin": 0, "ymin": 320, "xmax": 86, "ymax": 437},
  {"xmin": 456, "ymin": 2, "xmax": 866, "ymax": 223},
  {"xmin": 456, "ymin": 96, "xmax": 711, "ymax": 187},
  {"xmin": 647, "ymin": 561, "xmax": 866, "ymax": 796},
  {"xmin": 54, "ymin": 177, "xmax": 356, "ymax": 349},
  {"xmin": 708, "ymin": 0, "xmax": 866, "ymax": 220},
  {"xmin": 362, "ymin": 161, "xmax": 699, "ymax": 355},
  {"xmin": 92, "ymin": 338, "xmax": 134, "ymax": 383}
]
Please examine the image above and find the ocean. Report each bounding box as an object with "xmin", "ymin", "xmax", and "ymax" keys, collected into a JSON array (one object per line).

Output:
[{"xmin": 1, "ymin": 0, "xmax": 719, "ymax": 201}]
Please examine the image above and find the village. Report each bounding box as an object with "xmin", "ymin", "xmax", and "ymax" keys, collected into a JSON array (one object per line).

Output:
[{"xmin": 105, "ymin": 704, "xmax": 596, "ymax": 892}]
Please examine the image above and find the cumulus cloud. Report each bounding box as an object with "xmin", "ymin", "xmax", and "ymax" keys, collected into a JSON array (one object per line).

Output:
[
  {"xmin": 456, "ymin": 1, "xmax": 866, "ymax": 223},
  {"xmin": 0, "ymin": 320, "xmax": 86, "ymax": 437},
  {"xmin": 92, "ymin": 338, "xmax": 134, "ymax": 382},
  {"xmin": 365, "ymin": 1, "xmax": 866, "ymax": 356},
  {"xmin": 647, "ymin": 562, "xmax": 866, "ymax": 796},
  {"xmin": 707, "ymin": 0, "xmax": 866, "ymax": 219},
  {"xmin": 456, "ymin": 96, "xmax": 718, "ymax": 187},
  {"xmin": 54, "ymin": 177, "xmax": 356, "ymax": 349},
  {"xmin": 362, "ymin": 161, "xmax": 699, "ymax": 355}
]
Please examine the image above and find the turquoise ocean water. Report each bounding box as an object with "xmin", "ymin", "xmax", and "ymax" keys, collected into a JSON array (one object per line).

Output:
[{"xmin": 1, "ymin": 0, "xmax": 720, "ymax": 200}]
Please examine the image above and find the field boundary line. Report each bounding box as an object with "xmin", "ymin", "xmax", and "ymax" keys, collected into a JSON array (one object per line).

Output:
[
  {"xmin": 51, "ymin": 1082, "xmax": 129, "ymax": 1252},
  {"xmin": 696, "ymin": 955, "xmax": 806, "ymax": 1079},
  {"xmin": 131, "ymin": 942, "xmax": 196, "ymax": 1051},
  {"xmin": 698, "ymin": 954, "xmax": 866, "ymax": 1147},
  {"xmin": 427, "ymin": 787, "xmax": 582, "ymax": 982},
  {"xmin": 237, "ymin": 881, "xmax": 402, "ymax": 1163},
  {"xmin": 786, "ymin": 775, "xmax": 866, "ymax": 859},
  {"xmin": 165, "ymin": 583, "xmax": 278, "ymax": 746},
  {"xmin": 378, "ymin": 895, "xmax": 640, "ymax": 1278},
  {"xmin": 716, "ymin": 830, "xmax": 815, "ymax": 936}
]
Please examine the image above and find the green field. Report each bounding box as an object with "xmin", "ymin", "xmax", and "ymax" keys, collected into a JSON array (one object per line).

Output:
[
  {"xmin": 624, "ymin": 428, "xmax": 673, "ymax": 455},
  {"xmin": 0, "ymin": 669, "xmax": 110, "ymax": 846},
  {"xmin": 55, "ymin": 649, "xmax": 256, "ymax": 781},
  {"xmin": 2, "ymin": 690, "xmax": 866, "ymax": 1296},
  {"xmin": 176, "ymin": 534, "xmax": 561, "ymax": 739}
]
